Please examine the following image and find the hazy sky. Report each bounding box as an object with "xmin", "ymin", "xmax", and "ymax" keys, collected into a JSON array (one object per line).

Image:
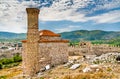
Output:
[{"xmin": 0, "ymin": 0, "xmax": 120, "ymax": 33}]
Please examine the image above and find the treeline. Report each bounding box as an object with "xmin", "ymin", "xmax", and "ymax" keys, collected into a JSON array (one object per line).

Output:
[
  {"xmin": 91, "ymin": 37, "xmax": 120, "ymax": 46},
  {"xmin": 0, "ymin": 39, "xmax": 23, "ymax": 43},
  {"xmin": 69, "ymin": 37, "xmax": 120, "ymax": 46},
  {"xmin": 0, "ymin": 54, "xmax": 22, "ymax": 69}
]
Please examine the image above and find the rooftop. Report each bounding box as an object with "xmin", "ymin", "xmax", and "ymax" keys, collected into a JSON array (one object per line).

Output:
[
  {"xmin": 39, "ymin": 30, "xmax": 61, "ymax": 37},
  {"xmin": 22, "ymin": 30, "xmax": 69, "ymax": 43}
]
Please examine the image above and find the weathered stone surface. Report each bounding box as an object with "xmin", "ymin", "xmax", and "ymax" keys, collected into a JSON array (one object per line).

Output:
[
  {"xmin": 22, "ymin": 8, "xmax": 40, "ymax": 76},
  {"xmin": 39, "ymin": 43, "xmax": 68, "ymax": 66},
  {"xmin": 22, "ymin": 8, "xmax": 69, "ymax": 77},
  {"xmin": 70, "ymin": 64, "xmax": 80, "ymax": 70}
]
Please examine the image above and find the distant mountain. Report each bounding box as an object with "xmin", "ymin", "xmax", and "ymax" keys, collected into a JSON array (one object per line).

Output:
[
  {"xmin": 60, "ymin": 30, "xmax": 120, "ymax": 41},
  {"xmin": 0, "ymin": 30, "xmax": 120, "ymax": 42},
  {"xmin": 0, "ymin": 32, "xmax": 26, "ymax": 39}
]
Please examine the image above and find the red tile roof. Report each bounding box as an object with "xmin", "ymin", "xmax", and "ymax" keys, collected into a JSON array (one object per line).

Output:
[
  {"xmin": 39, "ymin": 30, "xmax": 61, "ymax": 37},
  {"xmin": 21, "ymin": 40, "xmax": 27, "ymax": 43},
  {"xmin": 21, "ymin": 30, "xmax": 69, "ymax": 43}
]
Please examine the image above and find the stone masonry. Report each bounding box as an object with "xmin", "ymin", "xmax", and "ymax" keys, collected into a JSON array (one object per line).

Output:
[
  {"xmin": 22, "ymin": 8, "xmax": 40, "ymax": 76},
  {"xmin": 22, "ymin": 8, "xmax": 69, "ymax": 76}
]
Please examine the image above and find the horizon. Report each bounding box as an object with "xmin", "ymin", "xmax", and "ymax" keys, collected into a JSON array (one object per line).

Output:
[
  {"xmin": 0, "ymin": 0, "xmax": 120, "ymax": 33},
  {"xmin": 0, "ymin": 29, "xmax": 120, "ymax": 34}
]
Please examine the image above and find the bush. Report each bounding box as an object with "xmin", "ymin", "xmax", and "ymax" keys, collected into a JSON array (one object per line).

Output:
[
  {"xmin": 0, "ymin": 54, "xmax": 22, "ymax": 69},
  {"xmin": 0, "ymin": 76, "xmax": 7, "ymax": 79},
  {"xmin": 1, "ymin": 58, "xmax": 14, "ymax": 65},
  {"xmin": 13, "ymin": 54, "xmax": 22, "ymax": 62}
]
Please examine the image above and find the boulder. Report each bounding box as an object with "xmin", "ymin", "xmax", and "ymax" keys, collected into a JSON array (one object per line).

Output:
[
  {"xmin": 83, "ymin": 67, "xmax": 92, "ymax": 72},
  {"xmin": 45, "ymin": 65, "xmax": 50, "ymax": 70},
  {"xmin": 70, "ymin": 64, "xmax": 80, "ymax": 70}
]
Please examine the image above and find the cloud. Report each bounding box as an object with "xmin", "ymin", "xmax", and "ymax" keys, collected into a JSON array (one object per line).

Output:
[
  {"xmin": 55, "ymin": 25, "xmax": 80, "ymax": 33},
  {"xmin": 39, "ymin": 0, "xmax": 120, "ymax": 23},
  {"xmin": 0, "ymin": 0, "xmax": 120, "ymax": 33},
  {"xmin": 39, "ymin": 0, "xmax": 93, "ymax": 22},
  {"xmin": 0, "ymin": 21, "xmax": 27, "ymax": 33},
  {"xmin": 93, "ymin": 0, "xmax": 120, "ymax": 11},
  {"xmin": 89, "ymin": 10, "xmax": 120, "ymax": 24},
  {"xmin": 40, "ymin": 8, "xmax": 87, "ymax": 22},
  {"xmin": 0, "ymin": 0, "xmax": 29, "ymax": 33}
]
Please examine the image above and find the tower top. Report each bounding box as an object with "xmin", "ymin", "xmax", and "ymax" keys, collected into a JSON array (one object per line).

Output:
[{"xmin": 26, "ymin": 8, "xmax": 40, "ymax": 14}]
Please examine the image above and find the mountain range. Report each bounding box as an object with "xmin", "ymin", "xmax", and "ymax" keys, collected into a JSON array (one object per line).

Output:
[{"xmin": 0, "ymin": 30, "xmax": 120, "ymax": 42}]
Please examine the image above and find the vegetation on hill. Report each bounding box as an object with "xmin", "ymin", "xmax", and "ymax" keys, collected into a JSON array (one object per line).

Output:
[
  {"xmin": 0, "ymin": 32, "xmax": 26, "ymax": 39},
  {"xmin": 0, "ymin": 30, "xmax": 120, "ymax": 46},
  {"xmin": 0, "ymin": 54, "xmax": 22, "ymax": 69},
  {"xmin": 91, "ymin": 37, "xmax": 120, "ymax": 46},
  {"xmin": 60, "ymin": 30, "xmax": 120, "ymax": 41},
  {"xmin": 0, "ymin": 32, "xmax": 26, "ymax": 43}
]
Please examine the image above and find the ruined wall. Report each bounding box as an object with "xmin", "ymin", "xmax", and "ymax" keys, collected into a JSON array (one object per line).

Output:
[
  {"xmin": 39, "ymin": 43, "xmax": 68, "ymax": 66},
  {"xmin": 69, "ymin": 44, "xmax": 120, "ymax": 56}
]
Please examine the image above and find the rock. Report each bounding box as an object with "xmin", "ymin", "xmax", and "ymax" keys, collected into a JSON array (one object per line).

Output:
[
  {"xmin": 37, "ymin": 72, "xmax": 43, "ymax": 77},
  {"xmin": 69, "ymin": 60, "xmax": 74, "ymax": 63},
  {"xmin": 90, "ymin": 64, "xmax": 99, "ymax": 68},
  {"xmin": 83, "ymin": 65, "xmax": 101, "ymax": 73},
  {"xmin": 45, "ymin": 65, "xmax": 50, "ymax": 70},
  {"xmin": 92, "ymin": 53, "xmax": 120, "ymax": 64},
  {"xmin": 96, "ymin": 68, "xmax": 99, "ymax": 71},
  {"xmin": 70, "ymin": 64, "xmax": 80, "ymax": 70},
  {"xmin": 64, "ymin": 62, "xmax": 73, "ymax": 67},
  {"xmin": 83, "ymin": 67, "xmax": 92, "ymax": 72}
]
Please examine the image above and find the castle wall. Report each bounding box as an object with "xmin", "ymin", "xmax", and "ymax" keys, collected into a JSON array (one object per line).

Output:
[{"xmin": 39, "ymin": 43, "xmax": 68, "ymax": 66}]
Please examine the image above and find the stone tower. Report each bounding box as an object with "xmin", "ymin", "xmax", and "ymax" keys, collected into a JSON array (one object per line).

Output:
[{"xmin": 23, "ymin": 8, "xmax": 40, "ymax": 76}]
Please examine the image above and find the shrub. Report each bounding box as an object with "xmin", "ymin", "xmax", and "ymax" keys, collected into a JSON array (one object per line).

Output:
[
  {"xmin": 1, "ymin": 58, "xmax": 14, "ymax": 65},
  {"xmin": 0, "ymin": 76, "xmax": 7, "ymax": 79},
  {"xmin": 13, "ymin": 54, "xmax": 22, "ymax": 62},
  {"xmin": 0, "ymin": 63, "xmax": 3, "ymax": 69},
  {"xmin": 107, "ymin": 67, "xmax": 112, "ymax": 72},
  {"xmin": 0, "ymin": 54, "xmax": 22, "ymax": 69},
  {"xmin": 93, "ymin": 60, "xmax": 100, "ymax": 64},
  {"xmin": 40, "ymin": 77, "xmax": 44, "ymax": 79}
]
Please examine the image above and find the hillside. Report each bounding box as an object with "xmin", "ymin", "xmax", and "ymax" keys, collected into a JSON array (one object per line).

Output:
[
  {"xmin": 0, "ymin": 30, "xmax": 120, "ymax": 42},
  {"xmin": 0, "ymin": 32, "xmax": 26, "ymax": 39},
  {"xmin": 60, "ymin": 30, "xmax": 120, "ymax": 41}
]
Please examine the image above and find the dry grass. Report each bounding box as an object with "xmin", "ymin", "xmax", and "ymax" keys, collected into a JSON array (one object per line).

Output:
[
  {"xmin": 0, "ymin": 65, "xmax": 22, "ymax": 79},
  {"xmin": 0, "ymin": 57, "xmax": 120, "ymax": 79},
  {"xmin": 61, "ymin": 72, "xmax": 116, "ymax": 79},
  {"xmin": 41, "ymin": 63, "xmax": 119, "ymax": 79}
]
